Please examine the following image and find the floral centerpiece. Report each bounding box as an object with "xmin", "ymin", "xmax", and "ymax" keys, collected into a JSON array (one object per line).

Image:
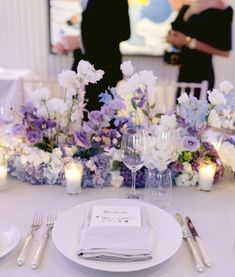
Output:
[
  {"xmin": 3, "ymin": 59, "xmax": 235, "ymax": 189},
  {"xmin": 7, "ymin": 60, "xmax": 129, "ymax": 187}
]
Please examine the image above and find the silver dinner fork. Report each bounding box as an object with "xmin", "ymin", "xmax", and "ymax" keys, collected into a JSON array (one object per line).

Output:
[
  {"xmin": 31, "ymin": 212, "xmax": 57, "ymax": 270},
  {"xmin": 17, "ymin": 211, "xmax": 43, "ymax": 266}
]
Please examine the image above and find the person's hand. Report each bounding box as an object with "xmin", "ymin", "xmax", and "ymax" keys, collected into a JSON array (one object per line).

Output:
[
  {"xmin": 52, "ymin": 41, "xmax": 67, "ymax": 55},
  {"xmin": 166, "ymin": 30, "xmax": 188, "ymax": 48},
  {"xmin": 60, "ymin": 35, "xmax": 80, "ymax": 51}
]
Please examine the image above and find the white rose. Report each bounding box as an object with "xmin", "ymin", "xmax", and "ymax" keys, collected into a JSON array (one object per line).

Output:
[{"xmin": 120, "ymin": 61, "xmax": 134, "ymax": 76}]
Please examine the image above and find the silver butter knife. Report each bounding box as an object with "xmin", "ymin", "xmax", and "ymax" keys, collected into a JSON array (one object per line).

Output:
[
  {"xmin": 176, "ymin": 213, "xmax": 204, "ymax": 272},
  {"xmin": 186, "ymin": 216, "xmax": 212, "ymax": 267}
]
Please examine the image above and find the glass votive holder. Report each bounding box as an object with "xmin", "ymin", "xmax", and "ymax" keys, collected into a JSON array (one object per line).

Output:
[
  {"xmin": 64, "ymin": 161, "xmax": 83, "ymax": 194},
  {"xmin": 198, "ymin": 163, "xmax": 216, "ymax": 191},
  {"xmin": 0, "ymin": 159, "xmax": 8, "ymax": 192}
]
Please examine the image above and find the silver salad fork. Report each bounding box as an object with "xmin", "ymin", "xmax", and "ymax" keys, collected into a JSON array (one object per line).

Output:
[{"xmin": 17, "ymin": 211, "xmax": 44, "ymax": 266}]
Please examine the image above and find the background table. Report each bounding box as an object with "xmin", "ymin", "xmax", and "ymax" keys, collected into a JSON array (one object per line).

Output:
[
  {"xmin": 1, "ymin": 174, "xmax": 235, "ymax": 277},
  {"xmin": 0, "ymin": 68, "xmax": 38, "ymax": 119}
]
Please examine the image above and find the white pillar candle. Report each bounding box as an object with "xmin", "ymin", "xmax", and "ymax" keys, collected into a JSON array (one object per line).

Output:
[
  {"xmin": 0, "ymin": 165, "xmax": 7, "ymax": 191},
  {"xmin": 198, "ymin": 163, "xmax": 216, "ymax": 191},
  {"xmin": 65, "ymin": 162, "xmax": 83, "ymax": 194}
]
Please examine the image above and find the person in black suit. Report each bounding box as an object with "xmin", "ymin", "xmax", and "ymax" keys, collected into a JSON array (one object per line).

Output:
[
  {"xmin": 166, "ymin": 0, "xmax": 233, "ymax": 99},
  {"xmin": 54, "ymin": 0, "xmax": 130, "ymax": 112}
]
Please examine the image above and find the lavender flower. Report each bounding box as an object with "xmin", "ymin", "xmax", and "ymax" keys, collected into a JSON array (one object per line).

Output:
[{"xmin": 182, "ymin": 136, "xmax": 200, "ymax": 152}]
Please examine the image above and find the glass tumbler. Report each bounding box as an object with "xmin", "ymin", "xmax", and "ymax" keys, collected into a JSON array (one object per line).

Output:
[{"xmin": 144, "ymin": 168, "xmax": 172, "ymax": 208}]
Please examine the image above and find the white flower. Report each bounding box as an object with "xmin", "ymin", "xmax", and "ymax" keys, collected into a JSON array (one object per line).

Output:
[
  {"xmin": 208, "ymin": 109, "xmax": 221, "ymax": 129},
  {"xmin": 51, "ymin": 148, "xmax": 63, "ymax": 158},
  {"xmin": 208, "ymin": 89, "xmax": 226, "ymax": 105},
  {"xmin": 85, "ymin": 159, "xmax": 97, "ymax": 172},
  {"xmin": 175, "ymin": 170, "xmax": 198, "ymax": 187},
  {"xmin": 160, "ymin": 114, "xmax": 177, "ymax": 129},
  {"xmin": 46, "ymin": 98, "xmax": 68, "ymax": 115},
  {"xmin": 219, "ymin": 142, "xmax": 235, "ymax": 171},
  {"xmin": 139, "ymin": 70, "xmax": 158, "ymax": 87},
  {"xmin": 111, "ymin": 171, "xmax": 124, "ymax": 187},
  {"xmin": 76, "ymin": 60, "xmax": 104, "ymax": 85},
  {"xmin": 29, "ymin": 88, "xmax": 50, "ymax": 104},
  {"xmin": 177, "ymin": 92, "xmax": 189, "ymax": 104},
  {"xmin": 120, "ymin": 61, "xmax": 134, "ymax": 76},
  {"xmin": 58, "ymin": 70, "xmax": 77, "ymax": 89},
  {"xmin": 63, "ymin": 145, "xmax": 77, "ymax": 157},
  {"xmin": 219, "ymin": 80, "xmax": 233, "ymax": 94}
]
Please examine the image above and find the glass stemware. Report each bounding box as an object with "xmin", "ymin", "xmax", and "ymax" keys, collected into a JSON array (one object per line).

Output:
[{"xmin": 121, "ymin": 130, "xmax": 145, "ymax": 199}]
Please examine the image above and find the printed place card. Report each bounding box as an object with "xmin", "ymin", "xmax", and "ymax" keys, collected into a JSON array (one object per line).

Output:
[{"xmin": 89, "ymin": 205, "xmax": 142, "ymax": 227}]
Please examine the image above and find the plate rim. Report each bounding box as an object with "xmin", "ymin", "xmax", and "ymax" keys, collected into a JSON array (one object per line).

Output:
[
  {"xmin": 52, "ymin": 198, "xmax": 182, "ymax": 272},
  {"xmin": 0, "ymin": 220, "xmax": 21, "ymax": 258}
]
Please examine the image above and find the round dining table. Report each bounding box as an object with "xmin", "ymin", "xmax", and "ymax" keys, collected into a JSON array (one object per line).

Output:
[{"xmin": 1, "ymin": 173, "xmax": 235, "ymax": 277}]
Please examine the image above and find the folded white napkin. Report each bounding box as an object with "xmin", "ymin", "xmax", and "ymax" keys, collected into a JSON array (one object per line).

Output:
[{"xmin": 77, "ymin": 208, "xmax": 152, "ymax": 262}]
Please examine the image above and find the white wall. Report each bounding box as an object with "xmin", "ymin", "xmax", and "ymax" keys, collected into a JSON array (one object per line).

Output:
[{"xmin": 0, "ymin": 0, "xmax": 234, "ymax": 88}]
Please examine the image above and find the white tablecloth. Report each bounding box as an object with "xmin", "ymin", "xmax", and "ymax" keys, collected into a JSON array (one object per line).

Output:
[
  {"xmin": 0, "ymin": 68, "xmax": 37, "ymax": 119},
  {"xmin": 1, "ymin": 174, "xmax": 235, "ymax": 276}
]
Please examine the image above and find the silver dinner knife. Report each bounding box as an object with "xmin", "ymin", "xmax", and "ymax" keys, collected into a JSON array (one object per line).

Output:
[
  {"xmin": 186, "ymin": 216, "xmax": 212, "ymax": 267},
  {"xmin": 175, "ymin": 213, "xmax": 204, "ymax": 272}
]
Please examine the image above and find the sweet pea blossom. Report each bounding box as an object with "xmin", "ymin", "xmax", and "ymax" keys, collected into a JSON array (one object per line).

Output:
[
  {"xmin": 208, "ymin": 89, "xmax": 226, "ymax": 105},
  {"xmin": 77, "ymin": 60, "xmax": 104, "ymax": 85},
  {"xmin": 177, "ymin": 92, "xmax": 189, "ymax": 104},
  {"xmin": 219, "ymin": 80, "xmax": 233, "ymax": 94},
  {"xmin": 208, "ymin": 109, "xmax": 221, "ymax": 129},
  {"xmin": 120, "ymin": 61, "xmax": 134, "ymax": 76},
  {"xmin": 29, "ymin": 88, "xmax": 50, "ymax": 104},
  {"xmin": 58, "ymin": 70, "xmax": 77, "ymax": 89}
]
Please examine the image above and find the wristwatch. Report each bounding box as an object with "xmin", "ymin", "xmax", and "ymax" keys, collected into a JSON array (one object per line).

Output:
[{"xmin": 186, "ymin": 36, "xmax": 197, "ymax": 49}]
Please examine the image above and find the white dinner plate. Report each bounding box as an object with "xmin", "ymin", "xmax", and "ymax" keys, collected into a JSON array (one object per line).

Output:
[
  {"xmin": 0, "ymin": 221, "xmax": 21, "ymax": 258},
  {"xmin": 52, "ymin": 199, "xmax": 182, "ymax": 272}
]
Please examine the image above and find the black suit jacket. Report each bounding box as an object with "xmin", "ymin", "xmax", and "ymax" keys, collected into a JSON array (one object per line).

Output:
[{"xmin": 73, "ymin": 0, "xmax": 130, "ymax": 91}]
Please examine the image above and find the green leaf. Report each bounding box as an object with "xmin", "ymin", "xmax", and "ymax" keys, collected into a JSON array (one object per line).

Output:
[
  {"xmin": 131, "ymin": 100, "xmax": 137, "ymax": 110},
  {"xmin": 112, "ymin": 160, "xmax": 122, "ymax": 171},
  {"xmin": 142, "ymin": 109, "xmax": 149, "ymax": 117},
  {"xmin": 154, "ymin": 113, "xmax": 162, "ymax": 118}
]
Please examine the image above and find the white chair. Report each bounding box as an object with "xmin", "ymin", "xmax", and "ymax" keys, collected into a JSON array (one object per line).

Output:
[
  {"xmin": 23, "ymin": 79, "xmax": 64, "ymax": 101},
  {"xmin": 175, "ymin": 80, "xmax": 209, "ymax": 100},
  {"xmin": 156, "ymin": 80, "xmax": 209, "ymax": 113}
]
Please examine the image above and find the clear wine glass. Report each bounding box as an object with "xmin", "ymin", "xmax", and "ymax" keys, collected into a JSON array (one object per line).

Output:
[{"xmin": 121, "ymin": 130, "xmax": 145, "ymax": 199}]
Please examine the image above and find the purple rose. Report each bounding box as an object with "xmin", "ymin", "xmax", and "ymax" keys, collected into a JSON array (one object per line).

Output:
[
  {"xmin": 182, "ymin": 136, "xmax": 200, "ymax": 152},
  {"xmin": 74, "ymin": 131, "xmax": 91, "ymax": 149}
]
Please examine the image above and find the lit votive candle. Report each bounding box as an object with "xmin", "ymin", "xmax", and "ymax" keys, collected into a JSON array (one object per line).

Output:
[
  {"xmin": 198, "ymin": 163, "xmax": 216, "ymax": 191},
  {"xmin": 0, "ymin": 164, "xmax": 8, "ymax": 191},
  {"xmin": 65, "ymin": 162, "xmax": 83, "ymax": 194}
]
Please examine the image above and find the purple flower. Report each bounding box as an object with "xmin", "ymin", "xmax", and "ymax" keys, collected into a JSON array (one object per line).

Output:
[
  {"xmin": 46, "ymin": 119, "xmax": 57, "ymax": 129},
  {"xmin": 12, "ymin": 124, "xmax": 26, "ymax": 136},
  {"xmin": 88, "ymin": 111, "xmax": 104, "ymax": 125},
  {"xmin": 74, "ymin": 130, "xmax": 91, "ymax": 149},
  {"xmin": 182, "ymin": 136, "xmax": 200, "ymax": 152},
  {"xmin": 26, "ymin": 130, "xmax": 43, "ymax": 144}
]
